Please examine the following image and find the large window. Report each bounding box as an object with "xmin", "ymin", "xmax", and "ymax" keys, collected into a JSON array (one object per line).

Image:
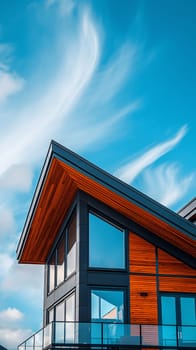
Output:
[
  {"xmin": 67, "ymin": 213, "xmax": 76, "ymax": 276},
  {"xmin": 48, "ymin": 292, "xmax": 75, "ymax": 343},
  {"xmin": 89, "ymin": 212, "xmax": 125, "ymax": 269},
  {"xmin": 91, "ymin": 289, "xmax": 124, "ymax": 322},
  {"xmin": 160, "ymin": 294, "xmax": 196, "ymax": 347},
  {"xmin": 48, "ymin": 210, "xmax": 76, "ymax": 293}
]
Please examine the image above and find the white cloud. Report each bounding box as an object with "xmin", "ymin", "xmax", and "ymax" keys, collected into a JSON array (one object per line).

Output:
[
  {"xmin": 0, "ymin": 69, "xmax": 25, "ymax": 104},
  {"xmin": 115, "ymin": 125, "xmax": 187, "ymax": 183},
  {"xmin": 0, "ymin": 253, "xmax": 14, "ymax": 278},
  {"xmin": 0, "ymin": 164, "xmax": 33, "ymax": 192},
  {"xmin": 89, "ymin": 43, "xmax": 138, "ymax": 105},
  {"xmin": 143, "ymin": 163, "xmax": 194, "ymax": 207},
  {"xmin": 0, "ymin": 209, "xmax": 15, "ymax": 236},
  {"xmin": 1, "ymin": 262, "xmax": 43, "ymax": 299},
  {"xmin": 0, "ymin": 307, "xmax": 23, "ymax": 323},
  {"xmin": 0, "ymin": 327, "xmax": 32, "ymax": 350}
]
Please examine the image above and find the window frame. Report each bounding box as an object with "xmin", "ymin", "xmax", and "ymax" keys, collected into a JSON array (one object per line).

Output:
[
  {"xmin": 47, "ymin": 208, "xmax": 77, "ymax": 295},
  {"xmin": 47, "ymin": 290, "xmax": 76, "ymax": 325},
  {"xmin": 88, "ymin": 209, "xmax": 126, "ymax": 271},
  {"xmin": 90, "ymin": 287, "xmax": 126, "ymax": 324}
]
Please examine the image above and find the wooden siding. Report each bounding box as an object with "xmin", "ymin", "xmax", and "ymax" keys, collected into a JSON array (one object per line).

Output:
[
  {"xmin": 158, "ymin": 249, "xmax": 196, "ymax": 276},
  {"xmin": 130, "ymin": 275, "xmax": 158, "ymax": 324},
  {"xmin": 129, "ymin": 233, "xmax": 196, "ymax": 328},
  {"xmin": 159, "ymin": 276, "xmax": 196, "ymax": 293},
  {"xmin": 129, "ymin": 233, "xmax": 156, "ymax": 274}
]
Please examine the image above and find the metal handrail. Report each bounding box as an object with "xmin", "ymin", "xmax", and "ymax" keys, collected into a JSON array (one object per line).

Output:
[{"xmin": 18, "ymin": 322, "xmax": 196, "ymax": 350}]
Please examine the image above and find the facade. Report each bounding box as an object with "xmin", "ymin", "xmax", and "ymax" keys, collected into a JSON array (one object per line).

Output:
[{"xmin": 17, "ymin": 141, "xmax": 196, "ymax": 350}]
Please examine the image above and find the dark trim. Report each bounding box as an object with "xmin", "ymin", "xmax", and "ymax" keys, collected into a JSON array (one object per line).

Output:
[
  {"xmin": 89, "ymin": 286, "xmax": 129, "ymax": 324},
  {"xmin": 129, "ymin": 272, "xmax": 196, "ymax": 278},
  {"xmin": 51, "ymin": 141, "xmax": 196, "ymax": 238}
]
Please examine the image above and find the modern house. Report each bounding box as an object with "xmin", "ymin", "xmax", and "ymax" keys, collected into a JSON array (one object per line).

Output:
[{"xmin": 17, "ymin": 141, "xmax": 196, "ymax": 350}]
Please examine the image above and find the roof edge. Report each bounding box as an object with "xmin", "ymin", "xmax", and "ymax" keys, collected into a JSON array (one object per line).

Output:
[{"xmin": 17, "ymin": 140, "xmax": 196, "ymax": 261}]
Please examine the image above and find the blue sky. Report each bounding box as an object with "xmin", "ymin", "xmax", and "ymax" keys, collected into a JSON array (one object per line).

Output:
[{"xmin": 0, "ymin": 0, "xmax": 195, "ymax": 348}]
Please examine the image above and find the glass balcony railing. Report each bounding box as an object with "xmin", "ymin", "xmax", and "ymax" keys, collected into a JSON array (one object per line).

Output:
[{"xmin": 18, "ymin": 322, "xmax": 196, "ymax": 349}]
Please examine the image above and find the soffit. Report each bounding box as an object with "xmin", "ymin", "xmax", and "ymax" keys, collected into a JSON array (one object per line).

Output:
[{"xmin": 18, "ymin": 156, "xmax": 196, "ymax": 265}]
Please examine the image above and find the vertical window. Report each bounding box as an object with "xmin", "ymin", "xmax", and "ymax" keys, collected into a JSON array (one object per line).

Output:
[
  {"xmin": 48, "ymin": 251, "xmax": 55, "ymax": 293},
  {"xmin": 91, "ymin": 290, "xmax": 124, "ymax": 322},
  {"xmin": 57, "ymin": 235, "xmax": 65, "ymax": 286},
  {"xmin": 89, "ymin": 212, "xmax": 125, "ymax": 269},
  {"xmin": 48, "ymin": 308, "xmax": 54, "ymax": 323},
  {"xmin": 66, "ymin": 212, "xmax": 76, "ymax": 277},
  {"xmin": 47, "ymin": 209, "xmax": 77, "ymax": 293},
  {"xmin": 66, "ymin": 293, "xmax": 75, "ymax": 342}
]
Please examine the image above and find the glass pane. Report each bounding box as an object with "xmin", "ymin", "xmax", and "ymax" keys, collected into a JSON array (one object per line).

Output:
[
  {"xmin": 57, "ymin": 235, "xmax": 65, "ymax": 285},
  {"xmin": 89, "ymin": 213, "xmax": 125, "ymax": 269},
  {"xmin": 55, "ymin": 301, "xmax": 65, "ymax": 343},
  {"xmin": 180, "ymin": 297, "xmax": 196, "ymax": 346},
  {"xmin": 44, "ymin": 323, "xmax": 52, "ymax": 347},
  {"xmin": 161, "ymin": 296, "xmax": 176, "ymax": 325},
  {"xmin": 104, "ymin": 324, "xmax": 140, "ymax": 345},
  {"xmin": 56, "ymin": 300, "xmax": 65, "ymax": 321},
  {"xmin": 48, "ymin": 308, "xmax": 54, "ymax": 323},
  {"xmin": 161, "ymin": 296, "xmax": 177, "ymax": 346},
  {"xmin": 67, "ymin": 211, "xmax": 76, "ymax": 277},
  {"xmin": 91, "ymin": 290, "xmax": 124, "ymax": 322},
  {"xmin": 180, "ymin": 297, "xmax": 196, "ymax": 325},
  {"xmin": 65, "ymin": 293, "xmax": 75, "ymax": 342},
  {"xmin": 48, "ymin": 251, "xmax": 55, "ymax": 293}
]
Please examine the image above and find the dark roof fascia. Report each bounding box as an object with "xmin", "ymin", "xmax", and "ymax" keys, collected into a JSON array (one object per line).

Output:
[
  {"xmin": 51, "ymin": 140, "xmax": 196, "ymax": 240},
  {"xmin": 16, "ymin": 142, "xmax": 54, "ymax": 260},
  {"xmin": 178, "ymin": 197, "xmax": 196, "ymax": 220},
  {"xmin": 17, "ymin": 140, "xmax": 196, "ymax": 261}
]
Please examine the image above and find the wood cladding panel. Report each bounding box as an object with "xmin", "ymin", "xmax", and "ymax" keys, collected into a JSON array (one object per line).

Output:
[
  {"xmin": 159, "ymin": 276, "xmax": 196, "ymax": 293},
  {"xmin": 130, "ymin": 275, "xmax": 158, "ymax": 325},
  {"xmin": 158, "ymin": 249, "xmax": 196, "ymax": 276},
  {"xmin": 129, "ymin": 233, "xmax": 156, "ymax": 273}
]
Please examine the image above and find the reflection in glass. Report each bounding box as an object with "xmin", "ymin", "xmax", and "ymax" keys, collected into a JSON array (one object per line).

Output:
[
  {"xmin": 57, "ymin": 235, "xmax": 65, "ymax": 285},
  {"xmin": 66, "ymin": 293, "xmax": 75, "ymax": 342},
  {"xmin": 91, "ymin": 290, "xmax": 124, "ymax": 322},
  {"xmin": 55, "ymin": 301, "xmax": 65, "ymax": 343},
  {"xmin": 161, "ymin": 296, "xmax": 177, "ymax": 347},
  {"xmin": 67, "ymin": 211, "xmax": 76, "ymax": 277},
  {"xmin": 48, "ymin": 308, "xmax": 54, "ymax": 323},
  {"xmin": 89, "ymin": 213, "xmax": 125, "ymax": 269},
  {"xmin": 180, "ymin": 297, "xmax": 196, "ymax": 346},
  {"xmin": 48, "ymin": 252, "xmax": 55, "ymax": 293}
]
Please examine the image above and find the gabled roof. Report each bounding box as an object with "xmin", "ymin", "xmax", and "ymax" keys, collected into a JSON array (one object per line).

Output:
[{"xmin": 17, "ymin": 141, "xmax": 196, "ymax": 268}]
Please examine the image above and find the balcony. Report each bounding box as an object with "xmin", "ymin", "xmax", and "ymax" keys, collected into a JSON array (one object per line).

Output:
[{"xmin": 18, "ymin": 322, "xmax": 196, "ymax": 350}]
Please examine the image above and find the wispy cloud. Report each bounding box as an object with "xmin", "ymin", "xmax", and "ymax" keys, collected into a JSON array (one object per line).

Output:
[
  {"xmin": 115, "ymin": 125, "xmax": 187, "ymax": 183},
  {"xmin": 143, "ymin": 163, "xmax": 195, "ymax": 207},
  {"xmin": 0, "ymin": 208, "xmax": 16, "ymax": 237},
  {"xmin": 0, "ymin": 69, "xmax": 25, "ymax": 103},
  {"xmin": 0, "ymin": 164, "xmax": 33, "ymax": 192},
  {"xmin": 0, "ymin": 7, "xmax": 141, "ymax": 176}
]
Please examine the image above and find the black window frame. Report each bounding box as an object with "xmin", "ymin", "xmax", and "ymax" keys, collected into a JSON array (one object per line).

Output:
[
  {"xmin": 47, "ymin": 208, "xmax": 77, "ymax": 295},
  {"xmin": 88, "ymin": 209, "xmax": 127, "ymax": 271}
]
